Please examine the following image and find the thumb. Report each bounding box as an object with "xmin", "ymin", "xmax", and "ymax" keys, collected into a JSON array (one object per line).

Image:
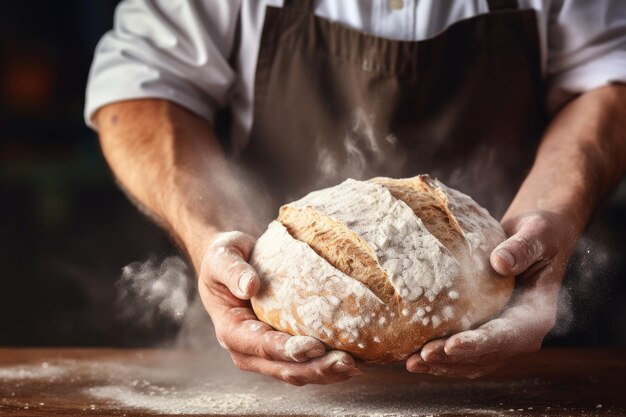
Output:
[
  {"xmin": 203, "ymin": 231, "xmax": 260, "ymax": 299},
  {"xmin": 490, "ymin": 217, "xmax": 553, "ymax": 277}
]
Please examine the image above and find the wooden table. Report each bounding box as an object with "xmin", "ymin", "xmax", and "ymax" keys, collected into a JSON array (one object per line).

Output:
[{"xmin": 0, "ymin": 348, "xmax": 624, "ymax": 416}]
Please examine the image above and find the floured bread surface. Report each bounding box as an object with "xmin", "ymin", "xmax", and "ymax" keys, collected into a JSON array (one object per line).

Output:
[
  {"xmin": 278, "ymin": 206, "xmax": 395, "ymax": 304},
  {"xmin": 250, "ymin": 175, "xmax": 514, "ymax": 363}
]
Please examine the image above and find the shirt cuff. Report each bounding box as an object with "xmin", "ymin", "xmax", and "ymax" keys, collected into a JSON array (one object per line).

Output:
[
  {"xmin": 546, "ymin": 49, "xmax": 626, "ymax": 112},
  {"xmin": 84, "ymin": 66, "xmax": 217, "ymax": 131}
]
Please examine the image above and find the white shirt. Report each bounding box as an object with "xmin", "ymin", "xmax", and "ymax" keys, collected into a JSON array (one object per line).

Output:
[{"xmin": 85, "ymin": 0, "xmax": 626, "ymax": 152}]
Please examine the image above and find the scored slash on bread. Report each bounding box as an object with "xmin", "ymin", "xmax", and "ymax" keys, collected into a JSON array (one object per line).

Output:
[
  {"xmin": 250, "ymin": 175, "xmax": 514, "ymax": 363},
  {"xmin": 278, "ymin": 205, "xmax": 397, "ymax": 304},
  {"xmin": 370, "ymin": 176, "xmax": 467, "ymax": 259}
]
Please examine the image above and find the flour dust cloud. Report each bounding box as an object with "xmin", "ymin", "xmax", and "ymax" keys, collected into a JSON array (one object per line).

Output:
[
  {"xmin": 113, "ymin": 109, "xmax": 618, "ymax": 360},
  {"xmin": 116, "ymin": 256, "xmax": 192, "ymax": 328},
  {"xmin": 314, "ymin": 107, "xmax": 406, "ymax": 190}
]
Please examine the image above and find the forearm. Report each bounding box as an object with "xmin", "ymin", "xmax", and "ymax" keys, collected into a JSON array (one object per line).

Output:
[
  {"xmin": 94, "ymin": 99, "xmax": 260, "ymax": 270},
  {"xmin": 411, "ymin": 89, "xmax": 626, "ymax": 378},
  {"xmin": 505, "ymin": 85, "xmax": 626, "ymax": 236}
]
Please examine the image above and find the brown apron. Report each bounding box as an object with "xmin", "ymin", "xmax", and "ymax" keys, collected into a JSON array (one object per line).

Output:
[{"xmin": 241, "ymin": 0, "xmax": 545, "ymax": 219}]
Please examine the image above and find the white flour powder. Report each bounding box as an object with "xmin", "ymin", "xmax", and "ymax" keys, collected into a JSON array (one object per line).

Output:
[
  {"xmin": 283, "ymin": 335, "xmax": 320, "ymax": 360},
  {"xmin": 251, "ymin": 176, "xmax": 511, "ymax": 357},
  {"xmin": 0, "ymin": 357, "xmax": 560, "ymax": 416},
  {"xmin": 428, "ymin": 178, "xmax": 505, "ymax": 268},
  {"xmin": 0, "ymin": 362, "xmax": 67, "ymax": 380},
  {"xmin": 89, "ymin": 385, "xmax": 261, "ymax": 415},
  {"xmin": 254, "ymin": 221, "xmax": 382, "ymax": 344},
  {"xmin": 291, "ymin": 179, "xmax": 460, "ymax": 301}
]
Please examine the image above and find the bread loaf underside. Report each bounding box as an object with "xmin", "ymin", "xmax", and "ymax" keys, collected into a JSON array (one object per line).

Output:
[{"xmin": 250, "ymin": 175, "xmax": 513, "ymax": 363}]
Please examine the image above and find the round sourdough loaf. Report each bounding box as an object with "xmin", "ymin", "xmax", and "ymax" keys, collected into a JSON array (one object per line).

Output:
[{"xmin": 250, "ymin": 175, "xmax": 514, "ymax": 363}]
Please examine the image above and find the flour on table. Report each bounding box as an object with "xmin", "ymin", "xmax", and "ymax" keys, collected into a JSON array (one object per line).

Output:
[
  {"xmin": 0, "ymin": 361, "xmax": 67, "ymax": 380},
  {"xmin": 89, "ymin": 385, "xmax": 260, "ymax": 415},
  {"xmin": 1, "ymin": 353, "xmax": 551, "ymax": 416}
]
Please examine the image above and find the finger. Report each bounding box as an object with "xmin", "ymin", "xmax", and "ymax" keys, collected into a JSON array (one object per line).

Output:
[
  {"xmin": 406, "ymin": 353, "xmax": 430, "ymax": 373},
  {"xmin": 408, "ymin": 353, "xmax": 503, "ymax": 378},
  {"xmin": 445, "ymin": 299, "xmax": 552, "ymax": 360},
  {"xmin": 409, "ymin": 338, "xmax": 468, "ymax": 370},
  {"xmin": 408, "ymin": 341, "xmax": 481, "ymax": 369},
  {"xmin": 416, "ymin": 342, "xmax": 503, "ymax": 366},
  {"xmin": 231, "ymin": 350, "xmax": 364, "ymax": 386},
  {"xmin": 422, "ymin": 362, "xmax": 502, "ymax": 379},
  {"xmin": 443, "ymin": 292, "xmax": 558, "ymax": 363},
  {"xmin": 214, "ymin": 307, "xmax": 327, "ymax": 362},
  {"xmin": 209, "ymin": 231, "xmax": 257, "ymax": 258},
  {"xmin": 419, "ymin": 338, "xmax": 447, "ymax": 362},
  {"xmin": 443, "ymin": 318, "xmax": 516, "ymax": 358},
  {"xmin": 205, "ymin": 232, "xmax": 259, "ymax": 299},
  {"xmin": 490, "ymin": 217, "xmax": 555, "ymax": 277},
  {"xmin": 419, "ymin": 338, "xmax": 492, "ymax": 364}
]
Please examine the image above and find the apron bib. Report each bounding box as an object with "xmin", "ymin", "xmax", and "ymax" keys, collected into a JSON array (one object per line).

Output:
[{"xmin": 241, "ymin": 0, "xmax": 545, "ymax": 218}]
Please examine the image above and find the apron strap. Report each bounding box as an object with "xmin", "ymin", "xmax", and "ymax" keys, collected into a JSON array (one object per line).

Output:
[
  {"xmin": 486, "ymin": 0, "xmax": 519, "ymax": 11},
  {"xmin": 283, "ymin": 0, "xmax": 315, "ymax": 11}
]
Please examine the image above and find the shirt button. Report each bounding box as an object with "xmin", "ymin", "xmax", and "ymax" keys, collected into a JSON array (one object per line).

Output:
[{"xmin": 389, "ymin": 0, "xmax": 404, "ymax": 10}]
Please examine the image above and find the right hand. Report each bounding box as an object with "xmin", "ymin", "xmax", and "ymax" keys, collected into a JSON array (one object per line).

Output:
[{"xmin": 197, "ymin": 231, "xmax": 365, "ymax": 385}]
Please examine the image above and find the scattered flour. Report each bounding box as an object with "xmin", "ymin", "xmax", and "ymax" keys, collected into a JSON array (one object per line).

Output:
[
  {"xmin": 0, "ymin": 356, "xmax": 557, "ymax": 417},
  {"xmin": 253, "ymin": 221, "xmax": 383, "ymax": 346},
  {"xmin": 426, "ymin": 177, "xmax": 505, "ymax": 263},
  {"xmin": 283, "ymin": 335, "xmax": 318, "ymax": 360},
  {"xmin": 0, "ymin": 362, "xmax": 67, "ymax": 380},
  {"xmin": 251, "ymin": 176, "xmax": 510, "ymax": 358},
  {"xmin": 84, "ymin": 373, "xmax": 547, "ymax": 417},
  {"xmin": 291, "ymin": 179, "xmax": 460, "ymax": 300},
  {"xmin": 248, "ymin": 322, "xmax": 262, "ymax": 332},
  {"xmin": 457, "ymin": 330, "xmax": 489, "ymax": 346},
  {"xmin": 89, "ymin": 385, "xmax": 260, "ymax": 415}
]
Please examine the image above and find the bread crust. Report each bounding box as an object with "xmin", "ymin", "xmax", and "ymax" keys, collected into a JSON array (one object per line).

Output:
[
  {"xmin": 278, "ymin": 205, "xmax": 396, "ymax": 304},
  {"xmin": 251, "ymin": 175, "xmax": 514, "ymax": 363}
]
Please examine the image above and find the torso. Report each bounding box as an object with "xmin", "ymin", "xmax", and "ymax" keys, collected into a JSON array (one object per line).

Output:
[{"xmin": 240, "ymin": 0, "xmax": 546, "ymax": 219}]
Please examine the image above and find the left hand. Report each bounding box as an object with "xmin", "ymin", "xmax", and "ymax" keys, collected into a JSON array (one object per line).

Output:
[
  {"xmin": 406, "ymin": 210, "xmax": 577, "ymax": 378},
  {"xmin": 198, "ymin": 231, "xmax": 365, "ymax": 385}
]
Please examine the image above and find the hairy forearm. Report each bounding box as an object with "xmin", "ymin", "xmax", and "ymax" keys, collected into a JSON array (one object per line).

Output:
[
  {"xmin": 411, "ymin": 90, "xmax": 626, "ymax": 378},
  {"xmin": 505, "ymin": 85, "xmax": 626, "ymax": 236},
  {"xmin": 95, "ymin": 99, "xmax": 260, "ymax": 270}
]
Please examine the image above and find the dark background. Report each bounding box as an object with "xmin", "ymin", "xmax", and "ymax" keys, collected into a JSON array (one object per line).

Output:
[
  {"xmin": 0, "ymin": 0, "xmax": 181, "ymax": 347},
  {"xmin": 1, "ymin": 1, "xmax": 625, "ymax": 348}
]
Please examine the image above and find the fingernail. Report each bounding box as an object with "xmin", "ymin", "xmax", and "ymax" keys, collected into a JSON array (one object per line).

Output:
[
  {"xmin": 238, "ymin": 270, "xmax": 255, "ymax": 295},
  {"xmin": 496, "ymin": 249, "xmax": 515, "ymax": 268},
  {"xmin": 410, "ymin": 363, "xmax": 430, "ymax": 373},
  {"xmin": 331, "ymin": 359, "xmax": 354, "ymax": 372}
]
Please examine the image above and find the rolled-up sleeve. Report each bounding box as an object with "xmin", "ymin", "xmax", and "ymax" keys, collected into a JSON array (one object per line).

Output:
[
  {"xmin": 85, "ymin": 0, "xmax": 240, "ymax": 128},
  {"xmin": 546, "ymin": 0, "xmax": 626, "ymax": 107}
]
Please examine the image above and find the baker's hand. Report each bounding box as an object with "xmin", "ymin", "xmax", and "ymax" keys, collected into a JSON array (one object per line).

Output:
[
  {"xmin": 406, "ymin": 211, "xmax": 574, "ymax": 378},
  {"xmin": 197, "ymin": 231, "xmax": 364, "ymax": 385}
]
